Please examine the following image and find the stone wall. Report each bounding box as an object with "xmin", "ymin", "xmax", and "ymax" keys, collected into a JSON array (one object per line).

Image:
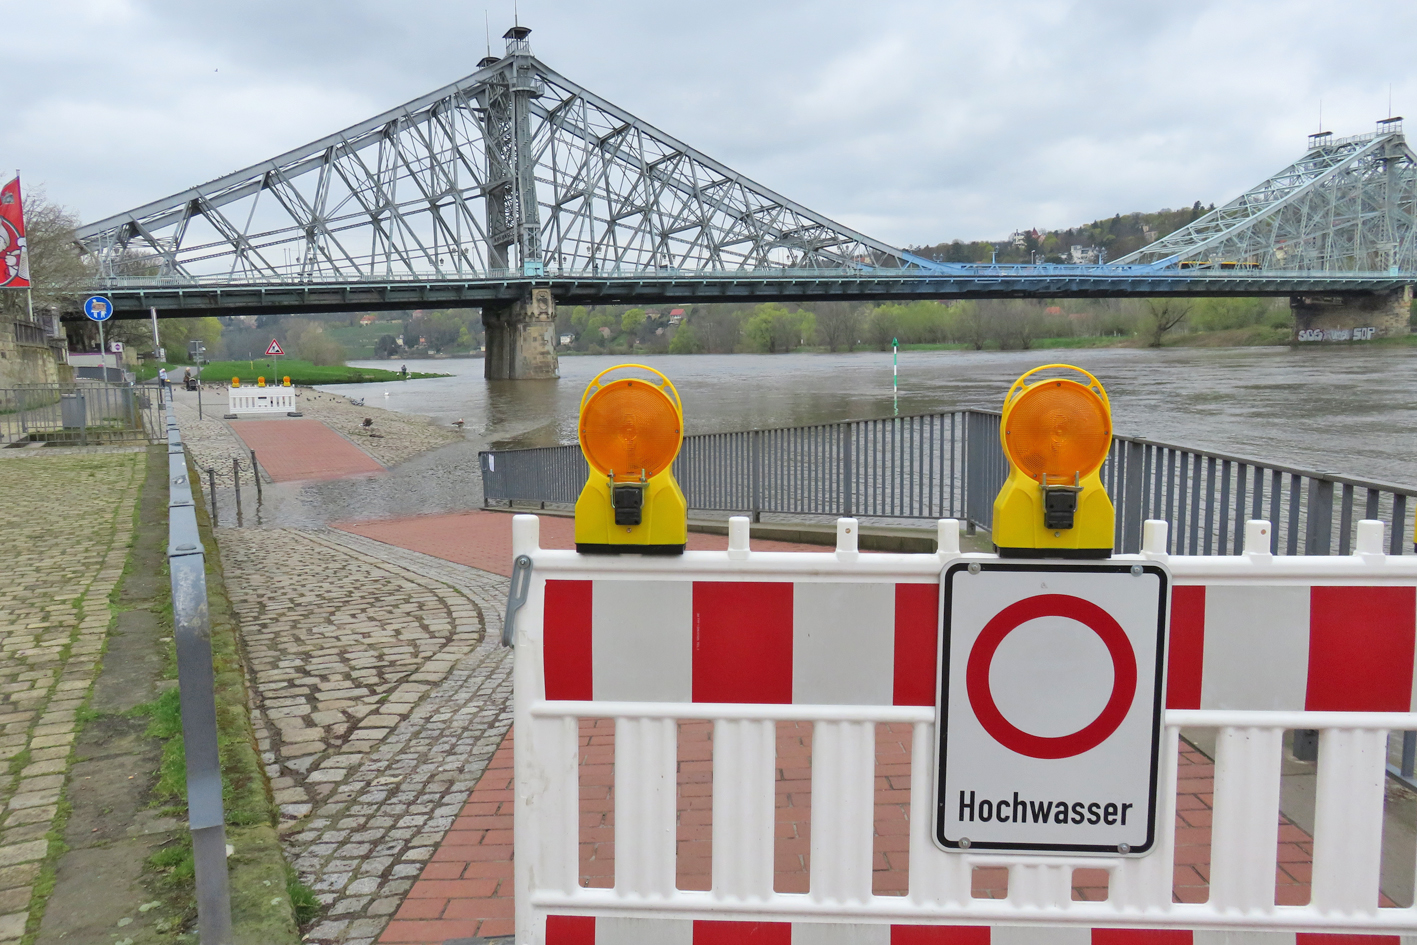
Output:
[
  {"xmin": 1291, "ymin": 286, "xmax": 1413, "ymax": 341},
  {"xmin": 0, "ymin": 318, "xmax": 70, "ymax": 387}
]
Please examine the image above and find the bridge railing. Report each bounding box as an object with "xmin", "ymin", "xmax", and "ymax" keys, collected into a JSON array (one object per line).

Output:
[{"xmin": 480, "ymin": 409, "xmax": 1417, "ymax": 556}]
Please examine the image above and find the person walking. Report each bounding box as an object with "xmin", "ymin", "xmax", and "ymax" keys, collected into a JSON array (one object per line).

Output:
[{"xmin": 158, "ymin": 366, "xmax": 169, "ymax": 391}]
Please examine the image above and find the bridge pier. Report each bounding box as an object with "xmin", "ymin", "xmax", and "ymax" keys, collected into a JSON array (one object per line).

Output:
[
  {"xmin": 1291, "ymin": 286, "xmax": 1412, "ymax": 342},
  {"xmin": 483, "ymin": 288, "xmax": 559, "ymax": 380}
]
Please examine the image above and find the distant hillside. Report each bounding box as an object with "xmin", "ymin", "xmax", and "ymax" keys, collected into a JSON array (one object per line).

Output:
[{"xmin": 910, "ymin": 203, "xmax": 1216, "ymax": 265}]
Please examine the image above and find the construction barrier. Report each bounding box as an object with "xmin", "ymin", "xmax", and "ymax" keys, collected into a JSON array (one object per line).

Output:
[
  {"xmin": 508, "ymin": 513, "xmax": 1417, "ymax": 943},
  {"xmin": 227, "ymin": 387, "xmax": 296, "ymax": 415}
]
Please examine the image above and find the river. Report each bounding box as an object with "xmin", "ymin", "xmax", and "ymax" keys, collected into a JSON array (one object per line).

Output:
[{"xmin": 329, "ymin": 346, "xmax": 1417, "ymax": 487}]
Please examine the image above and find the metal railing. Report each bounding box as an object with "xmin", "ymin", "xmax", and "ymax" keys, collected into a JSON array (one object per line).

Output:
[
  {"xmin": 481, "ymin": 409, "xmax": 1417, "ymax": 556},
  {"xmin": 165, "ymin": 396, "xmax": 234, "ymax": 943},
  {"xmin": 0, "ymin": 382, "xmax": 165, "ymax": 447},
  {"xmin": 12, "ymin": 319, "xmax": 46, "ymax": 346}
]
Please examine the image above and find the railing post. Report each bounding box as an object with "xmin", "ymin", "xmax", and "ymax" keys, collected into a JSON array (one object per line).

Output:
[
  {"xmin": 1123, "ymin": 440, "xmax": 1145, "ymax": 554},
  {"xmin": 1305, "ymin": 477, "xmax": 1334, "ymax": 555},
  {"xmin": 750, "ymin": 429, "xmax": 761, "ymax": 523},
  {"xmin": 841, "ymin": 423, "xmax": 854, "ymax": 517},
  {"xmin": 250, "ymin": 449, "xmax": 262, "ymax": 501}
]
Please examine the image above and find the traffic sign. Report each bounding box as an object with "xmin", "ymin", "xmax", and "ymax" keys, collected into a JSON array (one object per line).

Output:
[
  {"xmin": 265, "ymin": 339, "xmax": 285, "ymax": 356},
  {"xmin": 935, "ymin": 561, "xmax": 1168, "ymax": 856},
  {"xmin": 83, "ymin": 296, "xmax": 113, "ymax": 321}
]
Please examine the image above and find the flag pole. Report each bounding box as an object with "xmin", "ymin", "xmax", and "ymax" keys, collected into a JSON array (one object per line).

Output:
[{"xmin": 16, "ymin": 172, "xmax": 33, "ymax": 326}]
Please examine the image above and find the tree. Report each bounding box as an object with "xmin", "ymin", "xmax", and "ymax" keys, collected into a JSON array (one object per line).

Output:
[
  {"xmin": 285, "ymin": 319, "xmax": 346, "ymax": 365},
  {"xmin": 423, "ymin": 311, "xmax": 468, "ymax": 352},
  {"xmin": 956, "ymin": 301, "xmax": 989, "ymax": 350},
  {"xmin": 375, "ymin": 334, "xmax": 400, "ymax": 358},
  {"xmin": 742, "ymin": 304, "xmax": 812, "ymax": 354},
  {"xmin": 815, "ymin": 303, "xmax": 861, "ymax": 352},
  {"xmin": 990, "ymin": 301, "xmax": 1042, "ymax": 350},
  {"xmin": 698, "ymin": 309, "xmax": 742, "ymax": 353},
  {"xmin": 156, "ymin": 317, "xmax": 223, "ymax": 363},
  {"xmin": 621, "ymin": 308, "xmax": 647, "ymax": 335},
  {"xmin": 865, "ymin": 307, "xmax": 898, "ymax": 350},
  {"xmin": 1143, "ymin": 298, "xmax": 1190, "ymax": 347},
  {"xmin": 668, "ymin": 323, "xmax": 703, "ymax": 354}
]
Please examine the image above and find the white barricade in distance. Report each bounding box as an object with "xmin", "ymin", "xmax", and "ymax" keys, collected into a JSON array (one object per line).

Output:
[
  {"xmin": 227, "ymin": 387, "xmax": 296, "ymax": 416},
  {"xmin": 510, "ymin": 513, "xmax": 1417, "ymax": 944}
]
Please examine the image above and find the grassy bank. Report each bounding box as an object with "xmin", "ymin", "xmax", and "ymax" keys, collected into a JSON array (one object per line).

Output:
[{"xmin": 139, "ymin": 359, "xmax": 450, "ymax": 385}]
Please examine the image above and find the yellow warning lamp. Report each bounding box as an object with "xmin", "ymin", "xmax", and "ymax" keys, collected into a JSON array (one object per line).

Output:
[
  {"xmin": 993, "ymin": 364, "xmax": 1115, "ymax": 558},
  {"xmin": 257, "ymin": 376, "xmax": 266, "ymax": 387},
  {"xmin": 231, "ymin": 377, "xmax": 240, "ymax": 388},
  {"xmin": 283, "ymin": 376, "xmax": 292, "ymax": 387},
  {"xmin": 574, "ymin": 364, "xmax": 687, "ymax": 555}
]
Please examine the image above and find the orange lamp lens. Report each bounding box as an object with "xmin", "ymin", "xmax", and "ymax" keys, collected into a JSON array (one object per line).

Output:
[
  {"xmin": 1003, "ymin": 380, "xmax": 1111, "ymax": 482},
  {"xmin": 580, "ymin": 379, "xmax": 681, "ymax": 480}
]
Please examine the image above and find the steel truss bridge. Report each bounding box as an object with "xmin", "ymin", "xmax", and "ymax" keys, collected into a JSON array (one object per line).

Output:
[{"xmin": 72, "ymin": 28, "xmax": 1416, "ymax": 319}]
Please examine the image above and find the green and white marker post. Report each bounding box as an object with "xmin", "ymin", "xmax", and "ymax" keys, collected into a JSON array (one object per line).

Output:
[{"xmin": 893, "ymin": 337, "xmax": 899, "ymax": 416}]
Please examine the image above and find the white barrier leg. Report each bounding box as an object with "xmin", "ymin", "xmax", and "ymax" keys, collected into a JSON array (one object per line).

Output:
[
  {"xmin": 1110, "ymin": 725, "xmax": 1181, "ymax": 910},
  {"xmin": 712, "ymin": 719, "xmax": 776, "ymax": 900},
  {"xmin": 908, "ymin": 721, "xmax": 972, "ymax": 908},
  {"xmin": 1208, "ymin": 725, "xmax": 1283, "ymax": 914},
  {"xmin": 615, "ymin": 716, "xmax": 679, "ymax": 898},
  {"xmin": 809, "ymin": 720, "xmax": 875, "ymax": 904},
  {"xmin": 1311, "ymin": 727, "xmax": 1387, "ymax": 915}
]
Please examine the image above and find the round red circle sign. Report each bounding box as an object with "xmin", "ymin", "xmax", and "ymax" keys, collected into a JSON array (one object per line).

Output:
[{"xmin": 965, "ymin": 594, "xmax": 1137, "ymax": 759}]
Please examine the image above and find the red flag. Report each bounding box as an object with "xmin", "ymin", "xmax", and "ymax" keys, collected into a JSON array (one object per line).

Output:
[{"xmin": 0, "ymin": 176, "xmax": 30, "ymax": 289}]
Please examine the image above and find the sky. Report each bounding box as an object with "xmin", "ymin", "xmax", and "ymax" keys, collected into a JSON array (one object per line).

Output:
[{"xmin": 6, "ymin": 0, "xmax": 1415, "ymax": 247}]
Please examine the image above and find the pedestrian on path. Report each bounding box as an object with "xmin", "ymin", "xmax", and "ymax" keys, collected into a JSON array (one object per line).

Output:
[{"xmin": 158, "ymin": 366, "xmax": 169, "ymax": 392}]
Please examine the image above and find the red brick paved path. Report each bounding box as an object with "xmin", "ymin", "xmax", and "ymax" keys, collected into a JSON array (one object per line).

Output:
[
  {"xmin": 336, "ymin": 509, "xmax": 832, "ymax": 578},
  {"xmin": 380, "ymin": 730, "xmax": 1350, "ymax": 944},
  {"xmin": 230, "ymin": 418, "xmax": 385, "ymax": 481}
]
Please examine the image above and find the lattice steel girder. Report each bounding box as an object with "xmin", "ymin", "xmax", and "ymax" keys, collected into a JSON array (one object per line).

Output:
[
  {"xmin": 74, "ymin": 32, "xmax": 910, "ymax": 282},
  {"xmin": 1118, "ymin": 129, "xmax": 1417, "ymax": 271},
  {"xmin": 75, "ymin": 270, "xmax": 1412, "ymax": 320}
]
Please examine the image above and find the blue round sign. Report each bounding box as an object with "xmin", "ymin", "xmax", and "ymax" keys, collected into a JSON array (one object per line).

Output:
[{"xmin": 83, "ymin": 296, "xmax": 114, "ymax": 322}]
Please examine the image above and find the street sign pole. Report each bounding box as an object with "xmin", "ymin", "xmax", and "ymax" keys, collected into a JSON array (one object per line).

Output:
[{"xmin": 83, "ymin": 296, "xmax": 114, "ymax": 385}]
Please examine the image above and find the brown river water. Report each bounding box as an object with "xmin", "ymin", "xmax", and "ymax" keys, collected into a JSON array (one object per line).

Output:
[{"xmin": 260, "ymin": 346, "xmax": 1417, "ymax": 527}]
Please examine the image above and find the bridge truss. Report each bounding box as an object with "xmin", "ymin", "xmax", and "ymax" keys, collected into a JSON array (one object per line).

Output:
[
  {"xmin": 71, "ymin": 29, "xmax": 1415, "ymax": 317},
  {"xmin": 73, "ymin": 28, "xmax": 908, "ymax": 285},
  {"xmin": 1118, "ymin": 121, "xmax": 1417, "ymax": 271}
]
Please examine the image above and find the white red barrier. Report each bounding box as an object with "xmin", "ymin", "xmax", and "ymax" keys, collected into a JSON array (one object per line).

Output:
[
  {"xmin": 227, "ymin": 387, "xmax": 295, "ymax": 415},
  {"xmin": 510, "ymin": 514, "xmax": 1417, "ymax": 944}
]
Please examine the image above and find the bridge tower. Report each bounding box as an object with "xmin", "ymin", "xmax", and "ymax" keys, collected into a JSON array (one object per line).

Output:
[{"xmin": 480, "ymin": 26, "xmax": 558, "ymax": 379}]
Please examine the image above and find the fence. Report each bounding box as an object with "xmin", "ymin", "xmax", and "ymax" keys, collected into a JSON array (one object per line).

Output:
[
  {"xmin": 227, "ymin": 387, "xmax": 296, "ymax": 415},
  {"xmin": 508, "ymin": 513, "xmax": 1417, "ymax": 942},
  {"xmin": 0, "ymin": 382, "xmax": 165, "ymax": 446},
  {"xmin": 481, "ymin": 409, "xmax": 1417, "ymax": 556}
]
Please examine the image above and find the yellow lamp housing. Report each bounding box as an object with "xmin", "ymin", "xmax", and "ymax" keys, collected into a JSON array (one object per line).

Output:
[
  {"xmin": 574, "ymin": 364, "xmax": 688, "ymax": 555},
  {"xmin": 992, "ymin": 364, "xmax": 1115, "ymax": 558}
]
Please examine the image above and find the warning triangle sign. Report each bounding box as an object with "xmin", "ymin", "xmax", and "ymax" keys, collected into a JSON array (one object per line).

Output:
[{"xmin": 265, "ymin": 339, "xmax": 285, "ymax": 356}]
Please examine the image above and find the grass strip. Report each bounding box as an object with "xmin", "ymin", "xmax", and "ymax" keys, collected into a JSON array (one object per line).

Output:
[{"xmin": 137, "ymin": 359, "xmax": 450, "ymax": 385}]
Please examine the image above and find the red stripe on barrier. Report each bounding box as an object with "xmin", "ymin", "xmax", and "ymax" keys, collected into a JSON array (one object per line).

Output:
[
  {"xmin": 1166, "ymin": 585, "xmax": 1206, "ymax": 710},
  {"xmin": 546, "ymin": 914, "xmax": 595, "ymax": 944},
  {"xmin": 1296, "ymin": 935, "xmax": 1401, "ymax": 944},
  {"xmin": 1306, "ymin": 586, "xmax": 1417, "ymax": 711},
  {"xmin": 891, "ymin": 924, "xmax": 991, "ymax": 943},
  {"xmin": 693, "ymin": 919, "xmax": 791, "ymax": 944},
  {"xmin": 692, "ymin": 582, "xmax": 793, "ymax": 704},
  {"xmin": 544, "ymin": 580, "xmax": 593, "ymax": 701},
  {"xmin": 1093, "ymin": 930, "xmax": 1192, "ymax": 944},
  {"xmin": 894, "ymin": 583, "xmax": 940, "ymax": 706}
]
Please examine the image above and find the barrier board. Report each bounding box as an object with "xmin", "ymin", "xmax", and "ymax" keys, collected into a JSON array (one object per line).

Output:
[{"xmin": 509, "ymin": 514, "xmax": 1417, "ymax": 944}]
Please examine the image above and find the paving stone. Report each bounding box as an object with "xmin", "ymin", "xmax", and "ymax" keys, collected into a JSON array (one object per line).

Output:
[{"xmin": 215, "ymin": 526, "xmax": 512, "ymax": 944}]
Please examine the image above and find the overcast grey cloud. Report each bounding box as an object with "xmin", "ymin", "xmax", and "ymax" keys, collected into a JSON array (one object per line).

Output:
[{"xmin": 6, "ymin": 0, "xmax": 1414, "ymax": 245}]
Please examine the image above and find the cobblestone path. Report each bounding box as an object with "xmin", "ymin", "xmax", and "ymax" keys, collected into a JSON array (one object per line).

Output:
[
  {"xmin": 218, "ymin": 526, "xmax": 513, "ymax": 945},
  {"xmin": 0, "ymin": 447, "xmax": 144, "ymax": 941}
]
